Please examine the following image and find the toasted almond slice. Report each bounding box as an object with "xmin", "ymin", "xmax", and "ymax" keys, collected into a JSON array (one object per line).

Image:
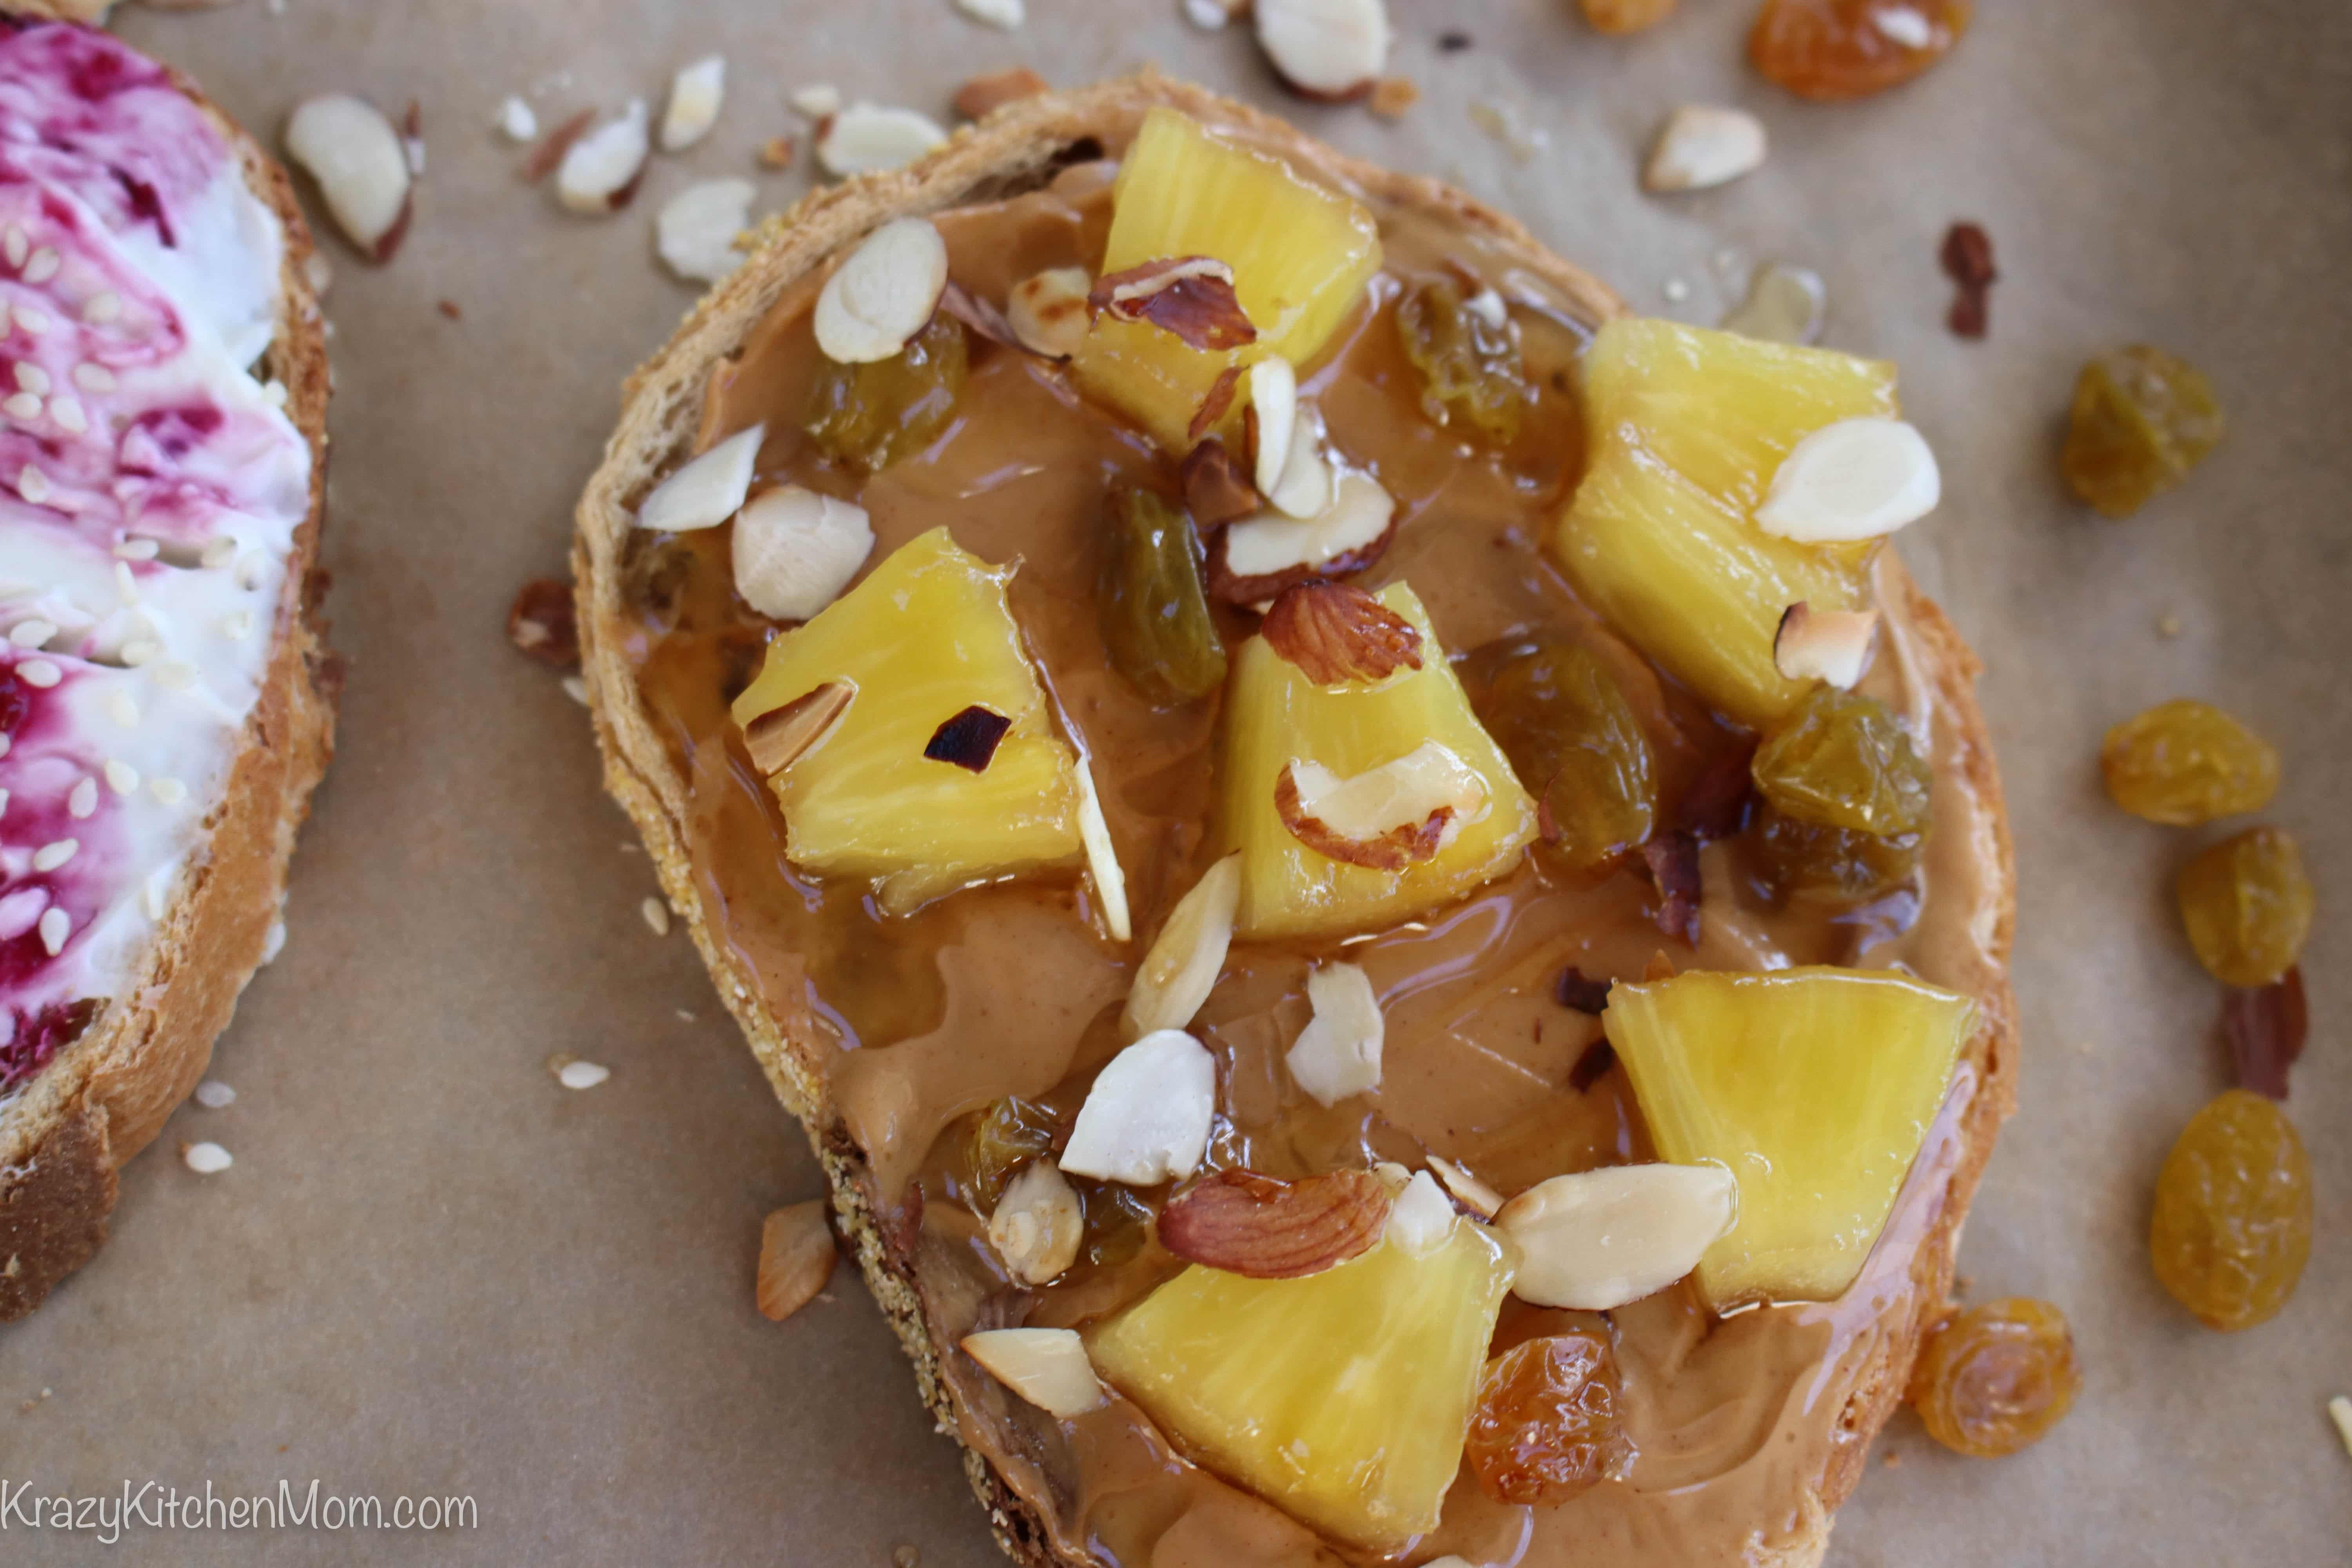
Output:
[
  {"xmin": 1005, "ymin": 266, "xmax": 1092, "ymax": 359},
  {"xmin": 557, "ymin": 100, "xmax": 651, "ymax": 214},
  {"xmin": 636, "ymin": 424, "xmax": 767, "ymax": 532},
  {"xmin": 1773, "ymin": 601, "xmax": 1880, "ymax": 688},
  {"xmin": 1256, "ymin": 0, "xmax": 1394, "ymax": 102},
  {"xmin": 660, "ymin": 55, "xmax": 727, "ymax": 152},
  {"xmin": 657, "ymin": 177, "xmax": 758, "ymax": 284},
  {"xmin": 1181, "ymin": 439, "xmax": 1260, "ymax": 529},
  {"xmin": 1383, "ymin": 1169, "xmax": 1459, "ymax": 1257},
  {"xmin": 1753, "ymin": 417, "xmax": 1941, "ymax": 542},
  {"xmin": 1285, "ymin": 961, "xmax": 1383, "ymax": 1105},
  {"xmin": 1276, "ymin": 741, "xmax": 1486, "ymax": 871},
  {"xmin": 1265, "ymin": 405, "xmax": 1335, "ymax": 520},
  {"xmin": 733, "ymin": 485, "xmax": 875, "ymax": 621},
  {"xmin": 1219, "ymin": 470, "xmax": 1395, "ymax": 588},
  {"xmin": 1090, "ymin": 257, "xmax": 1257, "ymax": 352},
  {"xmin": 1059, "ymin": 1029, "xmax": 1216, "ymax": 1186},
  {"xmin": 814, "ymin": 217, "xmax": 950, "ymax": 365},
  {"xmin": 816, "ymin": 102, "xmax": 948, "ymax": 177},
  {"xmin": 987, "ymin": 1161, "xmax": 1083, "ymax": 1285},
  {"xmin": 756, "ymin": 1200, "xmax": 837, "ymax": 1322},
  {"xmin": 1158, "ymin": 1168, "xmax": 1392, "ymax": 1278},
  {"xmin": 1073, "ymin": 754, "xmax": 1131, "ymax": 942},
  {"xmin": 284, "ymin": 95, "xmax": 413, "ymax": 260},
  {"xmin": 1496, "ymin": 1162, "xmax": 1737, "ymax": 1310},
  {"xmin": 1246, "ymin": 357, "xmax": 1299, "ymax": 498},
  {"xmin": 742, "ymin": 681, "xmax": 856, "ymax": 776},
  {"xmin": 960, "ymin": 1328, "xmax": 1103, "ymax": 1418},
  {"xmin": 1428, "ymin": 1154, "xmax": 1504, "ymax": 1220},
  {"xmin": 1121, "ymin": 853, "xmax": 1242, "ymax": 1042},
  {"xmin": 1642, "ymin": 105, "xmax": 1768, "ymax": 193},
  {"xmin": 1261, "ymin": 581, "xmax": 1423, "ymax": 686}
]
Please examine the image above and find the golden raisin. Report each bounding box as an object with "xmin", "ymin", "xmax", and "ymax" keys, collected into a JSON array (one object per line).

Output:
[
  {"xmin": 1751, "ymin": 803, "xmax": 1923, "ymax": 905},
  {"xmin": 1099, "ymin": 486, "xmax": 1227, "ymax": 706},
  {"xmin": 2101, "ymin": 699, "xmax": 2279, "ymax": 826},
  {"xmin": 1751, "ymin": 686, "xmax": 1931, "ymax": 837},
  {"xmin": 965, "ymin": 1096, "xmax": 1058, "ymax": 1212},
  {"xmin": 1474, "ymin": 637, "xmax": 1657, "ymax": 871},
  {"xmin": 1581, "ymin": 0, "xmax": 1678, "ymax": 34},
  {"xmin": 805, "ymin": 312, "xmax": 969, "ymax": 472},
  {"xmin": 1465, "ymin": 1332, "xmax": 1634, "ymax": 1505},
  {"xmin": 2059, "ymin": 345, "xmax": 2224, "ymax": 518},
  {"xmin": 1396, "ymin": 277, "xmax": 1529, "ymax": 446},
  {"xmin": 1079, "ymin": 1180, "xmax": 1156, "ymax": 1268},
  {"xmin": 1907, "ymin": 1298, "xmax": 2081, "ymax": 1457},
  {"xmin": 2149, "ymin": 1089, "xmax": 2312, "ymax": 1332},
  {"xmin": 1749, "ymin": 0, "xmax": 1971, "ymax": 102},
  {"xmin": 2175, "ymin": 826, "xmax": 2313, "ymax": 988}
]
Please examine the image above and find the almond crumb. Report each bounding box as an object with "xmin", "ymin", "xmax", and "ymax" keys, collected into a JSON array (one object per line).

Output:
[
  {"xmin": 758, "ymin": 135, "xmax": 797, "ymax": 169},
  {"xmin": 954, "ymin": 66, "xmax": 1049, "ymax": 120},
  {"xmin": 1369, "ymin": 76, "xmax": 1419, "ymax": 118}
]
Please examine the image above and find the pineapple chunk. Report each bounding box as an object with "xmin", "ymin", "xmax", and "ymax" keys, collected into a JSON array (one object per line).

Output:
[
  {"xmin": 1073, "ymin": 107, "xmax": 1382, "ymax": 450},
  {"xmin": 1557, "ymin": 319, "xmax": 1898, "ymax": 726},
  {"xmin": 730, "ymin": 527, "xmax": 1081, "ymax": 912},
  {"xmin": 1087, "ymin": 1221, "xmax": 1512, "ymax": 1552},
  {"xmin": 1219, "ymin": 583, "xmax": 1536, "ymax": 940},
  {"xmin": 1604, "ymin": 967, "xmax": 1977, "ymax": 1308}
]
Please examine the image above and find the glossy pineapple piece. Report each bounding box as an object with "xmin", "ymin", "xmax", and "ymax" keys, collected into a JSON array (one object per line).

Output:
[
  {"xmin": 1087, "ymin": 1220, "xmax": 1513, "ymax": 1552},
  {"xmin": 1072, "ymin": 107, "xmax": 1382, "ymax": 451},
  {"xmin": 1220, "ymin": 583, "xmax": 1537, "ymax": 939},
  {"xmin": 1605, "ymin": 967, "xmax": 1976, "ymax": 1306},
  {"xmin": 730, "ymin": 527, "xmax": 1081, "ymax": 912}
]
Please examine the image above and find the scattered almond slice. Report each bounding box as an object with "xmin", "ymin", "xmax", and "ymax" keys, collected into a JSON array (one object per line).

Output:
[
  {"xmin": 1264, "ymin": 405, "xmax": 1334, "ymax": 520},
  {"xmin": 557, "ymin": 100, "xmax": 651, "ymax": 214},
  {"xmin": 283, "ymin": 94, "xmax": 413, "ymax": 261},
  {"xmin": 657, "ymin": 177, "xmax": 758, "ymax": 284},
  {"xmin": 635, "ymin": 424, "xmax": 767, "ymax": 532},
  {"xmin": 791, "ymin": 84, "xmax": 843, "ymax": 119},
  {"xmin": 1383, "ymin": 1169, "xmax": 1458, "ymax": 1257},
  {"xmin": 1059, "ymin": 1029, "xmax": 1216, "ymax": 1185},
  {"xmin": 757, "ymin": 1200, "xmax": 837, "ymax": 1322},
  {"xmin": 1261, "ymin": 581, "xmax": 1423, "ymax": 686},
  {"xmin": 495, "ymin": 95, "xmax": 539, "ymax": 143},
  {"xmin": 557, "ymin": 1059, "xmax": 610, "ymax": 1090},
  {"xmin": 183, "ymin": 1141, "xmax": 232, "ymax": 1174},
  {"xmin": 816, "ymin": 103, "xmax": 949, "ymax": 177},
  {"xmin": 987, "ymin": 1161, "xmax": 1083, "ymax": 1284},
  {"xmin": 1006, "ymin": 266, "xmax": 1091, "ymax": 358},
  {"xmin": 1276, "ymin": 741, "xmax": 1486, "ymax": 871},
  {"xmin": 955, "ymin": 65, "xmax": 1050, "ymax": 120},
  {"xmin": 732, "ymin": 486, "xmax": 875, "ymax": 621},
  {"xmin": 1753, "ymin": 417, "xmax": 1941, "ymax": 542},
  {"xmin": 1256, "ymin": 0, "xmax": 1394, "ymax": 102},
  {"xmin": 1428, "ymin": 1155, "xmax": 1504, "ymax": 1220},
  {"xmin": 1215, "ymin": 470, "xmax": 1396, "ymax": 600},
  {"xmin": 742, "ymin": 681, "xmax": 857, "ymax": 776},
  {"xmin": 955, "ymin": 0, "xmax": 1026, "ymax": 30},
  {"xmin": 1183, "ymin": 0, "xmax": 1245, "ymax": 27},
  {"xmin": 1773, "ymin": 602, "xmax": 1879, "ymax": 688},
  {"xmin": 1246, "ymin": 357, "xmax": 1299, "ymax": 498},
  {"xmin": 960, "ymin": 1328, "xmax": 1103, "ymax": 1418},
  {"xmin": 1643, "ymin": 106, "xmax": 1768, "ymax": 193},
  {"xmin": 1495, "ymin": 1162, "xmax": 1737, "ymax": 1310},
  {"xmin": 661, "ymin": 56, "xmax": 727, "ymax": 152},
  {"xmin": 1285, "ymin": 960, "xmax": 1383, "ymax": 1105},
  {"xmin": 1121, "ymin": 853, "xmax": 1241, "ymax": 1041},
  {"xmin": 814, "ymin": 218, "xmax": 950, "ymax": 364},
  {"xmin": 2328, "ymin": 1394, "xmax": 2352, "ymax": 1459},
  {"xmin": 1158, "ymin": 1168, "xmax": 1392, "ymax": 1278},
  {"xmin": 1072, "ymin": 753, "xmax": 1131, "ymax": 942}
]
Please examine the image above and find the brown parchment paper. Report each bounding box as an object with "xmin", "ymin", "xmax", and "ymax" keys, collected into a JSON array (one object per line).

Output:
[{"xmin": 2, "ymin": 0, "xmax": 2346, "ymax": 1562}]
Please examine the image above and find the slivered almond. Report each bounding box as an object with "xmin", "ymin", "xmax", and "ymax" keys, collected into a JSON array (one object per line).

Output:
[
  {"xmin": 1773, "ymin": 601, "xmax": 1879, "ymax": 688},
  {"xmin": 1121, "ymin": 853, "xmax": 1241, "ymax": 1042},
  {"xmin": 961, "ymin": 1327, "xmax": 1103, "ymax": 1417},
  {"xmin": 733, "ymin": 486, "xmax": 874, "ymax": 621},
  {"xmin": 1059, "ymin": 1029, "xmax": 1216, "ymax": 1186},
  {"xmin": 940, "ymin": 281, "xmax": 1022, "ymax": 350},
  {"xmin": 1383, "ymin": 1169, "xmax": 1459, "ymax": 1257},
  {"xmin": 1181, "ymin": 438, "xmax": 1260, "ymax": 528},
  {"xmin": 1428, "ymin": 1155, "xmax": 1504, "ymax": 1220},
  {"xmin": 987, "ymin": 1161, "xmax": 1083, "ymax": 1284},
  {"xmin": 556, "ymin": 100, "xmax": 651, "ymax": 213},
  {"xmin": 1157, "ymin": 1168, "xmax": 1391, "ymax": 1278},
  {"xmin": 1264, "ymin": 403, "xmax": 1334, "ymax": 520},
  {"xmin": 1285, "ymin": 960, "xmax": 1384, "ymax": 1105},
  {"xmin": 1190, "ymin": 364, "xmax": 1245, "ymax": 443},
  {"xmin": 1210, "ymin": 470, "xmax": 1397, "ymax": 602},
  {"xmin": 636, "ymin": 424, "xmax": 767, "ymax": 532},
  {"xmin": 815, "ymin": 218, "xmax": 949, "ymax": 364},
  {"xmin": 742, "ymin": 681, "xmax": 856, "ymax": 775},
  {"xmin": 1073, "ymin": 755, "xmax": 1131, "ymax": 942},
  {"xmin": 1276, "ymin": 742, "xmax": 1487, "ymax": 871},
  {"xmin": 1006, "ymin": 266, "xmax": 1092, "ymax": 359},
  {"xmin": 1261, "ymin": 581, "xmax": 1422, "ymax": 686},
  {"xmin": 1256, "ymin": 0, "xmax": 1394, "ymax": 102},
  {"xmin": 1496, "ymin": 1162, "xmax": 1737, "ymax": 1311},
  {"xmin": 954, "ymin": 66, "xmax": 1050, "ymax": 120},
  {"xmin": 756, "ymin": 1200, "xmax": 837, "ymax": 1322},
  {"xmin": 1088, "ymin": 257, "xmax": 1256, "ymax": 352}
]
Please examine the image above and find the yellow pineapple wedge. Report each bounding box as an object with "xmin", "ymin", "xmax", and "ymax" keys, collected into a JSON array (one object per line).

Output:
[
  {"xmin": 1604, "ymin": 967, "xmax": 1977, "ymax": 1308},
  {"xmin": 1087, "ymin": 1220, "xmax": 1513, "ymax": 1553},
  {"xmin": 1556, "ymin": 319, "xmax": 1899, "ymax": 726},
  {"xmin": 1219, "ymin": 583, "xmax": 1536, "ymax": 940},
  {"xmin": 1073, "ymin": 107, "xmax": 1382, "ymax": 451},
  {"xmin": 730, "ymin": 527, "xmax": 1081, "ymax": 912}
]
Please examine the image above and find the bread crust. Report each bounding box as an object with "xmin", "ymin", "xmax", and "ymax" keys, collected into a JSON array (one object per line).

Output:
[
  {"xmin": 573, "ymin": 71, "xmax": 2017, "ymax": 1568},
  {"xmin": 0, "ymin": 70, "xmax": 338, "ymax": 1321}
]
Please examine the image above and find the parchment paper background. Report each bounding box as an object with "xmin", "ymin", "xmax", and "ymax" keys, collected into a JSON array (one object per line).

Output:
[{"xmin": 2, "ymin": 0, "xmax": 2346, "ymax": 1562}]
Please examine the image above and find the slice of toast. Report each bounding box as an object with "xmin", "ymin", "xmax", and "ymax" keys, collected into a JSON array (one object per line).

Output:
[
  {"xmin": 0, "ymin": 20, "xmax": 336, "ymax": 1320},
  {"xmin": 575, "ymin": 72, "xmax": 2016, "ymax": 1568}
]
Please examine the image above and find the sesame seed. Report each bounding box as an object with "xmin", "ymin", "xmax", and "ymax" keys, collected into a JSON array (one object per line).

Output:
[
  {"xmin": 17, "ymin": 465, "xmax": 49, "ymax": 505},
  {"xmin": 152, "ymin": 660, "xmax": 194, "ymax": 690},
  {"xmin": 112, "ymin": 537, "xmax": 158, "ymax": 561},
  {"xmin": 12, "ymin": 361, "xmax": 46, "ymax": 394},
  {"xmin": 2, "ymin": 391, "xmax": 41, "ymax": 420},
  {"xmin": 194, "ymin": 1080, "xmax": 236, "ymax": 1109},
  {"xmin": 17, "ymin": 659, "xmax": 58, "ymax": 687},
  {"xmin": 222, "ymin": 610, "xmax": 254, "ymax": 641},
  {"xmin": 119, "ymin": 638, "xmax": 158, "ymax": 667},
  {"xmin": 72, "ymin": 361, "xmax": 113, "ymax": 394},
  {"xmin": 78, "ymin": 292, "xmax": 118, "ymax": 325},
  {"xmin": 182, "ymin": 1141, "xmax": 232, "ymax": 1174},
  {"xmin": 8, "ymin": 618, "xmax": 53, "ymax": 648},
  {"xmin": 200, "ymin": 536, "xmax": 237, "ymax": 569},
  {"xmin": 48, "ymin": 397, "xmax": 84, "ymax": 434},
  {"xmin": 149, "ymin": 775, "xmax": 185, "ymax": 805},
  {"xmin": 557, "ymin": 1060, "xmax": 611, "ymax": 1090},
  {"xmin": 67, "ymin": 778, "xmax": 96, "ymax": 818},
  {"xmin": 105, "ymin": 690, "xmax": 138, "ymax": 726},
  {"xmin": 640, "ymin": 896, "xmax": 671, "ymax": 936},
  {"xmin": 21, "ymin": 247, "xmax": 56, "ymax": 285},
  {"xmin": 13, "ymin": 306, "xmax": 49, "ymax": 336},
  {"xmin": 36, "ymin": 906, "xmax": 66, "ymax": 954},
  {"xmin": 3, "ymin": 226, "xmax": 24, "ymax": 269},
  {"xmin": 33, "ymin": 838, "xmax": 78, "ymax": 870},
  {"xmin": 113, "ymin": 561, "xmax": 136, "ymax": 605},
  {"xmin": 103, "ymin": 759, "xmax": 137, "ymax": 795}
]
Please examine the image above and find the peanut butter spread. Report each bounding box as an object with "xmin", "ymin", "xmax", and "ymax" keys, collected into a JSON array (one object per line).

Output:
[{"xmin": 615, "ymin": 129, "xmax": 2005, "ymax": 1567}]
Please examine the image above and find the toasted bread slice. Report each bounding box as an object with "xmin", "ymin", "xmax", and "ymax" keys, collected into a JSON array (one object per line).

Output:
[
  {"xmin": 0, "ymin": 21, "xmax": 336, "ymax": 1320},
  {"xmin": 575, "ymin": 72, "xmax": 2015, "ymax": 1568}
]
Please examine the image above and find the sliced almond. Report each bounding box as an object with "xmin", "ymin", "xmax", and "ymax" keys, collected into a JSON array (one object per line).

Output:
[
  {"xmin": 1246, "ymin": 358, "xmax": 1299, "ymax": 499},
  {"xmin": 1073, "ymin": 754, "xmax": 1131, "ymax": 942},
  {"xmin": 283, "ymin": 95, "xmax": 414, "ymax": 261},
  {"xmin": 791, "ymin": 83, "xmax": 843, "ymax": 119},
  {"xmin": 1773, "ymin": 601, "xmax": 1880, "ymax": 689},
  {"xmin": 495, "ymin": 95, "xmax": 539, "ymax": 143},
  {"xmin": 1181, "ymin": 439, "xmax": 1261, "ymax": 529},
  {"xmin": 1058, "ymin": 1029, "xmax": 1216, "ymax": 1186},
  {"xmin": 1005, "ymin": 266, "xmax": 1092, "ymax": 359},
  {"xmin": 1121, "ymin": 853, "xmax": 1241, "ymax": 1042},
  {"xmin": 660, "ymin": 55, "xmax": 727, "ymax": 152},
  {"xmin": 960, "ymin": 1327, "xmax": 1103, "ymax": 1418},
  {"xmin": 1496, "ymin": 1162, "xmax": 1737, "ymax": 1311},
  {"xmin": 657, "ymin": 177, "xmax": 758, "ymax": 284},
  {"xmin": 733, "ymin": 485, "xmax": 874, "ymax": 621},
  {"xmin": 1213, "ymin": 470, "xmax": 1396, "ymax": 602},
  {"xmin": 1753, "ymin": 417, "xmax": 1941, "ymax": 542},
  {"xmin": 1383, "ymin": 1169, "xmax": 1459, "ymax": 1258},
  {"xmin": 815, "ymin": 102, "xmax": 949, "ymax": 177},
  {"xmin": 1158, "ymin": 1168, "xmax": 1391, "ymax": 1278},
  {"xmin": 815, "ymin": 218, "xmax": 950, "ymax": 365},
  {"xmin": 987, "ymin": 1161, "xmax": 1083, "ymax": 1285},
  {"xmin": 956, "ymin": 0, "xmax": 1026, "ymax": 27},
  {"xmin": 1183, "ymin": 0, "xmax": 1245, "ymax": 27},
  {"xmin": 1276, "ymin": 742, "xmax": 1486, "ymax": 871},
  {"xmin": 1642, "ymin": 105, "xmax": 1768, "ymax": 194},
  {"xmin": 1285, "ymin": 961, "xmax": 1383, "ymax": 1106},
  {"xmin": 557, "ymin": 100, "xmax": 650, "ymax": 214},
  {"xmin": 1089, "ymin": 257, "xmax": 1256, "ymax": 352},
  {"xmin": 756, "ymin": 1200, "xmax": 837, "ymax": 1322},
  {"xmin": 1428, "ymin": 1154, "xmax": 1504, "ymax": 1220},
  {"xmin": 1265, "ymin": 405, "xmax": 1335, "ymax": 520},
  {"xmin": 636, "ymin": 424, "xmax": 767, "ymax": 532},
  {"xmin": 742, "ymin": 681, "xmax": 856, "ymax": 776},
  {"xmin": 1256, "ymin": 0, "xmax": 1394, "ymax": 102},
  {"xmin": 954, "ymin": 65, "xmax": 1049, "ymax": 120},
  {"xmin": 1261, "ymin": 581, "xmax": 1423, "ymax": 686}
]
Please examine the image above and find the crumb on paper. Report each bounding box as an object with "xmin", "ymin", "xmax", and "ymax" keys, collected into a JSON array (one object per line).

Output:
[
  {"xmin": 182, "ymin": 1141, "xmax": 232, "ymax": 1175},
  {"xmin": 1369, "ymin": 77, "xmax": 1419, "ymax": 120},
  {"xmin": 557, "ymin": 1060, "xmax": 610, "ymax": 1091},
  {"xmin": 194, "ymin": 1080, "xmax": 236, "ymax": 1109},
  {"xmin": 2327, "ymin": 1394, "xmax": 2352, "ymax": 1458},
  {"xmin": 496, "ymin": 95, "xmax": 539, "ymax": 143},
  {"xmin": 1881, "ymin": 1447, "xmax": 1902, "ymax": 1469},
  {"xmin": 1468, "ymin": 100, "xmax": 1547, "ymax": 163},
  {"xmin": 641, "ymin": 896, "xmax": 672, "ymax": 937},
  {"xmin": 2156, "ymin": 612, "xmax": 2182, "ymax": 638},
  {"xmin": 437, "ymin": 299, "xmax": 463, "ymax": 320},
  {"xmin": 758, "ymin": 135, "xmax": 797, "ymax": 170},
  {"xmin": 893, "ymin": 1546, "xmax": 921, "ymax": 1568},
  {"xmin": 676, "ymin": 1009, "xmax": 697, "ymax": 1022}
]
